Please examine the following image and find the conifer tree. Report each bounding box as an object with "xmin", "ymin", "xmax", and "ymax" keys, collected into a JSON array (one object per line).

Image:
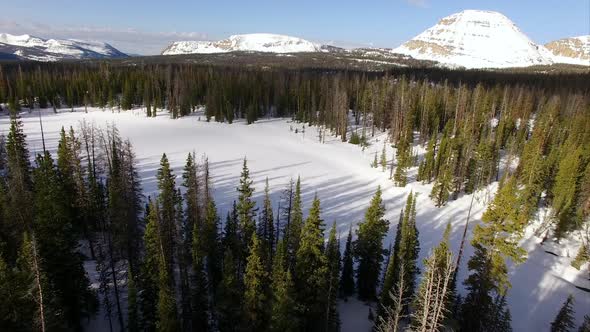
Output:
[
  {"xmin": 579, "ymin": 315, "xmax": 590, "ymax": 332},
  {"xmin": 380, "ymin": 142, "xmax": 388, "ymax": 172},
  {"xmin": 396, "ymin": 193, "xmax": 420, "ymax": 314},
  {"xmin": 156, "ymin": 153, "xmax": 178, "ymax": 274},
  {"xmin": 127, "ymin": 269, "xmax": 139, "ymax": 332},
  {"xmin": 203, "ymin": 198, "xmax": 221, "ymax": 291},
  {"xmin": 355, "ymin": 186, "xmax": 389, "ymax": 301},
  {"xmin": 217, "ymin": 249, "xmax": 242, "ymax": 332},
  {"xmin": 4, "ymin": 116, "xmax": 33, "ymax": 260},
  {"xmin": 237, "ymin": 157, "xmax": 257, "ymax": 271},
  {"xmin": 287, "ymin": 176, "xmax": 303, "ymax": 271},
  {"xmin": 156, "ymin": 251, "xmax": 179, "ymax": 332},
  {"xmin": 339, "ymin": 224, "xmax": 355, "ymax": 299},
  {"xmin": 325, "ymin": 222, "xmax": 341, "ymax": 331},
  {"xmin": 394, "ymin": 134, "xmax": 412, "ymax": 186},
  {"xmin": 551, "ymin": 295, "xmax": 576, "ymax": 332},
  {"xmin": 258, "ymin": 177, "xmax": 275, "ymax": 272},
  {"xmin": 552, "ymin": 146, "xmax": 583, "ymax": 238},
  {"xmin": 191, "ymin": 210, "xmax": 210, "ymax": 332},
  {"xmin": 269, "ymin": 240, "xmax": 297, "ymax": 332},
  {"xmin": 411, "ymin": 224, "xmax": 455, "ymax": 332},
  {"xmin": 295, "ymin": 196, "xmax": 328, "ymax": 330},
  {"xmin": 243, "ymin": 233, "xmax": 270, "ymax": 330},
  {"xmin": 33, "ymin": 151, "xmax": 96, "ymax": 329},
  {"xmin": 418, "ymin": 135, "xmax": 436, "ymax": 183},
  {"xmin": 140, "ymin": 199, "xmax": 160, "ymax": 331},
  {"xmin": 182, "ymin": 152, "xmax": 200, "ymax": 255},
  {"xmin": 377, "ymin": 211, "xmax": 403, "ymax": 321}
]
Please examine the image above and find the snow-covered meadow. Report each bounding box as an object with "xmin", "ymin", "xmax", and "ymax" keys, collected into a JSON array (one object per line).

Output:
[{"xmin": 0, "ymin": 107, "xmax": 587, "ymax": 331}]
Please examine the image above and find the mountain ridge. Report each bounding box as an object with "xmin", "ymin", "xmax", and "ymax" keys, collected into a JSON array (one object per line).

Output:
[{"xmin": 0, "ymin": 33, "xmax": 127, "ymax": 61}]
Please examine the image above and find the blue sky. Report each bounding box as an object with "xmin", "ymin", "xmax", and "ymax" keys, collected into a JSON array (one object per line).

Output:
[{"xmin": 2, "ymin": 0, "xmax": 588, "ymax": 54}]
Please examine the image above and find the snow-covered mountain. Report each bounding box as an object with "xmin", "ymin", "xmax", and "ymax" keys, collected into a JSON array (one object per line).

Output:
[
  {"xmin": 0, "ymin": 33, "xmax": 127, "ymax": 61},
  {"xmin": 162, "ymin": 33, "xmax": 322, "ymax": 55},
  {"xmin": 392, "ymin": 10, "xmax": 552, "ymax": 69},
  {"xmin": 544, "ymin": 36, "xmax": 590, "ymax": 66}
]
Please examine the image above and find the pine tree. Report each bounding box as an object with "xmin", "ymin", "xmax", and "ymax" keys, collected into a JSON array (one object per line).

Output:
[
  {"xmin": 156, "ymin": 251, "xmax": 179, "ymax": 332},
  {"xmin": 411, "ymin": 224, "xmax": 455, "ymax": 332},
  {"xmin": 325, "ymin": 222, "xmax": 341, "ymax": 331},
  {"xmin": 237, "ymin": 157, "xmax": 257, "ymax": 272},
  {"xmin": 394, "ymin": 134, "xmax": 412, "ymax": 186},
  {"xmin": 258, "ymin": 177, "xmax": 275, "ymax": 272},
  {"xmin": 203, "ymin": 198, "xmax": 221, "ymax": 291},
  {"xmin": 243, "ymin": 233, "xmax": 270, "ymax": 330},
  {"xmin": 430, "ymin": 148, "xmax": 453, "ymax": 207},
  {"xmin": 377, "ymin": 211, "xmax": 403, "ymax": 321},
  {"xmin": 551, "ymin": 295, "xmax": 576, "ymax": 332},
  {"xmin": 140, "ymin": 199, "xmax": 161, "ymax": 331},
  {"xmin": 380, "ymin": 142, "xmax": 388, "ymax": 172},
  {"xmin": 579, "ymin": 315, "xmax": 590, "ymax": 332},
  {"xmin": 156, "ymin": 153, "xmax": 178, "ymax": 275},
  {"xmin": 418, "ymin": 135, "xmax": 436, "ymax": 183},
  {"xmin": 339, "ymin": 224, "xmax": 355, "ymax": 299},
  {"xmin": 4, "ymin": 116, "xmax": 33, "ymax": 261},
  {"xmin": 217, "ymin": 249, "xmax": 242, "ymax": 332},
  {"xmin": 127, "ymin": 269, "xmax": 139, "ymax": 332},
  {"xmin": 552, "ymin": 146, "xmax": 583, "ymax": 238},
  {"xmin": 294, "ymin": 196, "xmax": 328, "ymax": 331},
  {"xmin": 396, "ymin": 192, "xmax": 420, "ymax": 314},
  {"xmin": 33, "ymin": 151, "xmax": 96, "ymax": 329},
  {"xmin": 269, "ymin": 240, "xmax": 297, "ymax": 332},
  {"xmin": 191, "ymin": 211, "xmax": 210, "ymax": 332},
  {"xmin": 355, "ymin": 186, "xmax": 389, "ymax": 301},
  {"xmin": 287, "ymin": 176, "xmax": 303, "ymax": 271}
]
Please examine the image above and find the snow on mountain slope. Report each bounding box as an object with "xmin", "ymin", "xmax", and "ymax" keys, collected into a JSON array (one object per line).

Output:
[
  {"xmin": 0, "ymin": 33, "xmax": 127, "ymax": 61},
  {"xmin": 162, "ymin": 33, "xmax": 321, "ymax": 55},
  {"xmin": 393, "ymin": 10, "xmax": 552, "ymax": 69},
  {"xmin": 544, "ymin": 35, "xmax": 590, "ymax": 66}
]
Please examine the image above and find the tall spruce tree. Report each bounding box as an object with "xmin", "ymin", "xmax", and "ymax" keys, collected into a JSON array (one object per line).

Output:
[
  {"xmin": 355, "ymin": 186, "xmax": 389, "ymax": 301},
  {"xmin": 156, "ymin": 153, "xmax": 178, "ymax": 275},
  {"xmin": 258, "ymin": 177, "xmax": 275, "ymax": 272},
  {"xmin": 243, "ymin": 233, "xmax": 270, "ymax": 330},
  {"xmin": 237, "ymin": 157, "xmax": 257, "ymax": 272},
  {"xmin": 269, "ymin": 240, "xmax": 297, "ymax": 332},
  {"xmin": 325, "ymin": 221, "xmax": 341, "ymax": 331},
  {"xmin": 551, "ymin": 295, "xmax": 576, "ymax": 332},
  {"xmin": 339, "ymin": 224, "xmax": 355, "ymax": 299},
  {"xmin": 294, "ymin": 196, "xmax": 328, "ymax": 331},
  {"xmin": 33, "ymin": 151, "xmax": 96, "ymax": 329},
  {"xmin": 395, "ymin": 192, "xmax": 420, "ymax": 314},
  {"xmin": 287, "ymin": 176, "xmax": 303, "ymax": 271}
]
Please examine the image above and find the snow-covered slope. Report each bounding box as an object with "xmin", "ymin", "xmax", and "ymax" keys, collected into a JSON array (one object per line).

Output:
[
  {"xmin": 0, "ymin": 33, "xmax": 127, "ymax": 61},
  {"xmin": 544, "ymin": 35, "xmax": 590, "ymax": 66},
  {"xmin": 162, "ymin": 33, "xmax": 322, "ymax": 55},
  {"xmin": 393, "ymin": 10, "xmax": 552, "ymax": 69}
]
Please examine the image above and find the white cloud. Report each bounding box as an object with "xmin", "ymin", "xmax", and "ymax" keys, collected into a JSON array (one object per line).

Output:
[
  {"xmin": 0, "ymin": 20, "xmax": 213, "ymax": 55},
  {"xmin": 405, "ymin": 0, "xmax": 429, "ymax": 8}
]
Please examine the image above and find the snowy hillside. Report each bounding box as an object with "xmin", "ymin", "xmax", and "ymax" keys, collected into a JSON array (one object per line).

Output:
[
  {"xmin": 544, "ymin": 35, "xmax": 590, "ymax": 66},
  {"xmin": 162, "ymin": 33, "xmax": 322, "ymax": 55},
  {"xmin": 0, "ymin": 33, "xmax": 127, "ymax": 61},
  {"xmin": 1, "ymin": 107, "xmax": 588, "ymax": 332},
  {"xmin": 392, "ymin": 10, "xmax": 552, "ymax": 69}
]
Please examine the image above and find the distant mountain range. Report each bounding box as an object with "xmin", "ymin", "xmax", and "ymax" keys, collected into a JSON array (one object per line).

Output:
[
  {"xmin": 161, "ymin": 10, "xmax": 589, "ymax": 69},
  {"xmin": 2, "ymin": 10, "xmax": 588, "ymax": 69},
  {"xmin": 0, "ymin": 33, "xmax": 127, "ymax": 61}
]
